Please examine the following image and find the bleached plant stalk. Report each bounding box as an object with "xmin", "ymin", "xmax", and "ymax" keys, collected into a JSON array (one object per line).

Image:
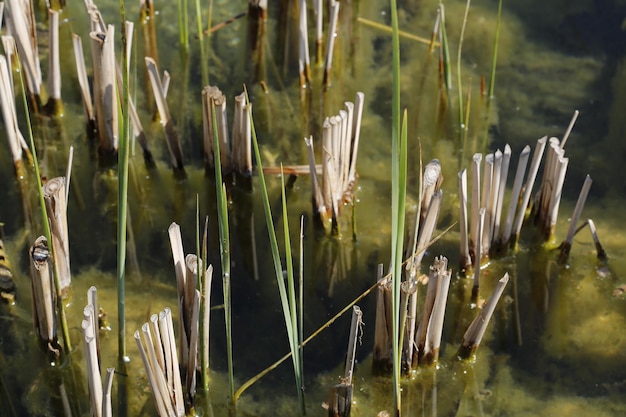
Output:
[
  {"xmin": 511, "ymin": 136, "xmax": 547, "ymax": 245},
  {"xmin": 134, "ymin": 331, "xmax": 170, "ymax": 417},
  {"xmin": 305, "ymin": 136, "xmax": 327, "ymax": 222},
  {"xmin": 546, "ymin": 156, "xmax": 568, "ymax": 239},
  {"xmin": 43, "ymin": 177, "xmax": 71, "ymax": 295},
  {"xmin": 72, "ymin": 34, "xmax": 94, "ymax": 123},
  {"xmin": 298, "ymin": 0, "xmax": 311, "ymax": 86},
  {"xmin": 373, "ymin": 265, "xmax": 392, "ymax": 372},
  {"xmin": 29, "ymin": 236, "xmax": 57, "ymax": 351},
  {"xmin": 314, "ymin": 0, "xmax": 323, "ymax": 63},
  {"xmin": 480, "ymin": 153, "xmax": 494, "ymax": 256},
  {"xmin": 344, "ymin": 305, "xmax": 362, "ymax": 384},
  {"xmin": 46, "ymin": 9, "xmax": 62, "ymax": 114},
  {"xmin": 82, "ymin": 305, "xmax": 103, "ymax": 417},
  {"xmin": 102, "ymin": 368, "xmax": 115, "ymax": 417},
  {"xmin": 323, "ymin": 0, "xmax": 340, "ymax": 88},
  {"xmin": 347, "ymin": 92, "xmax": 365, "ymax": 185},
  {"xmin": 414, "ymin": 262, "xmax": 438, "ymax": 366},
  {"xmin": 488, "ymin": 150, "xmax": 502, "ymax": 244},
  {"xmin": 420, "ymin": 159, "xmax": 443, "ymax": 227},
  {"xmin": 492, "ymin": 145, "xmax": 511, "ymax": 242},
  {"xmin": 500, "ymin": 145, "xmax": 530, "ymax": 247},
  {"xmin": 146, "ymin": 57, "xmax": 185, "ymax": 172},
  {"xmin": 560, "ymin": 109, "xmax": 579, "ymax": 149},
  {"xmin": 422, "ymin": 257, "xmax": 451, "ymax": 365},
  {"xmin": 413, "ymin": 190, "xmax": 442, "ymax": 268},
  {"xmin": 558, "ymin": 175, "xmax": 592, "ymax": 263},
  {"xmin": 87, "ymin": 286, "xmax": 100, "ymax": 363},
  {"xmin": 90, "ymin": 25, "xmax": 118, "ymax": 152},
  {"xmin": 202, "ymin": 85, "xmax": 231, "ymax": 173},
  {"xmin": 402, "ymin": 278, "xmax": 418, "ymax": 370},
  {"xmin": 0, "ymin": 53, "xmax": 27, "ymax": 173},
  {"xmin": 5, "ymin": 0, "xmax": 41, "ymax": 99},
  {"xmin": 458, "ymin": 169, "xmax": 471, "ymax": 271},
  {"xmin": 536, "ymin": 139, "xmax": 561, "ymax": 230},
  {"xmin": 586, "ymin": 219, "xmax": 607, "ymax": 261},
  {"xmin": 469, "ymin": 153, "xmax": 482, "ymax": 259},
  {"xmin": 167, "ymin": 222, "xmax": 189, "ymax": 367},
  {"xmin": 232, "ymin": 92, "xmax": 253, "ymax": 175},
  {"xmin": 472, "ymin": 208, "xmax": 485, "ymax": 299},
  {"xmin": 458, "ymin": 273, "xmax": 510, "ymax": 359}
]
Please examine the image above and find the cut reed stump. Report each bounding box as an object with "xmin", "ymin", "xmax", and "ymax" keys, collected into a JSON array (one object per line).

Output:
[
  {"xmin": 45, "ymin": 9, "xmax": 63, "ymax": 116},
  {"xmin": 0, "ymin": 234, "xmax": 16, "ymax": 304},
  {"xmin": 558, "ymin": 175, "xmax": 592, "ymax": 264},
  {"xmin": 29, "ymin": 236, "xmax": 61, "ymax": 357},
  {"xmin": 145, "ymin": 57, "xmax": 186, "ymax": 177},
  {"xmin": 457, "ymin": 273, "xmax": 509, "ymax": 360},
  {"xmin": 43, "ymin": 177, "xmax": 71, "ymax": 296},
  {"xmin": 327, "ymin": 305, "xmax": 362, "ymax": 417}
]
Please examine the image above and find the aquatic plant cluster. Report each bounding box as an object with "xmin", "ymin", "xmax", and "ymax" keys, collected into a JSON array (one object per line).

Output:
[{"xmin": 0, "ymin": 0, "xmax": 625, "ymax": 416}]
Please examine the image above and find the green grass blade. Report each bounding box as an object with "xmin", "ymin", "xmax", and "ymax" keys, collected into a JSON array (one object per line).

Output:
[
  {"xmin": 488, "ymin": 0, "xmax": 503, "ymax": 99},
  {"xmin": 456, "ymin": 0, "xmax": 471, "ymax": 151},
  {"xmin": 390, "ymin": 0, "xmax": 405, "ymax": 414},
  {"xmin": 246, "ymin": 91, "xmax": 304, "ymax": 414},
  {"xmin": 210, "ymin": 99, "xmax": 234, "ymax": 402},
  {"xmin": 280, "ymin": 166, "xmax": 305, "ymax": 414}
]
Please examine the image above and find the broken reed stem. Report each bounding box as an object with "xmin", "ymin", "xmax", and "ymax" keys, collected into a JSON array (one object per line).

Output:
[
  {"xmin": 323, "ymin": 0, "xmax": 340, "ymax": 88},
  {"xmin": 102, "ymin": 368, "xmax": 115, "ymax": 417},
  {"xmin": 232, "ymin": 92, "xmax": 253, "ymax": 176},
  {"xmin": 373, "ymin": 265, "xmax": 392, "ymax": 372},
  {"xmin": 0, "ymin": 234, "xmax": 17, "ymax": 304},
  {"xmin": 459, "ymin": 169, "xmax": 471, "ymax": 271},
  {"xmin": 345, "ymin": 305, "xmax": 362, "ymax": 385},
  {"xmin": 43, "ymin": 177, "xmax": 71, "ymax": 296},
  {"xmin": 586, "ymin": 219, "xmax": 607, "ymax": 262},
  {"xmin": 422, "ymin": 256, "xmax": 451, "ymax": 365},
  {"xmin": 202, "ymin": 86, "xmax": 232, "ymax": 173},
  {"xmin": 357, "ymin": 17, "xmax": 436, "ymax": 46},
  {"xmin": 560, "ymin": 109, "xmax": 579, "ymax": 149},
  {"xmin": 72, "ymin": 34, "xmax": 95, "ymax": 124},
  {"xmin": 558, "ymin": 175, "xmax": 592, "ymax": 264},
  {"xmin": 0, "ymin": 54, "xmax": 27, "ymax": 176},
  {"xmin": 5, "ymin": 0, "xmax": 41, "ymax": 101},
  {"xmin": 472, "ymin": 208, "xmax": 485, "ymax": 302},
  {"xmin": 458, "ymin": 273, "xmax": 510, "ymax": 359},
  {"xmin": 298, "ymin": 0, "xmax": 311, "ymax": 87},
  {"xmin": 469, "ymin": 153, "xmax": 481, "ymax": 259},
  {"xmin": 314, "ymin": 0, "xmax": 323, "ymax": 63},
  {"xmin": 82, "ymin": 303, "xmax": 103, "ymax": 417},
  {"xmin": 492, "ymin": 145, "xmax": 511, "ymax": 244},
  {"xmin": 480, "ymin": 154, "xmax": 493, "ymax": 257},
  {"xmin": 29, "ymin": 236, "xmax": 58, "ymax": 352},
  {"xmin": 145, "ymin": 57, "xmax": 185, "ymax": 174},
  {"xmin": 499, "ymin": 145, "xmax": 530, "ymax": 247},
  {"xmin": 46, "ymin": 9, "xmax": 63, "ymax": 115},
  {"xmin": 90, "ymin": 24, "xmax": 118, "ymax": 153},
  {"xmin": 511, "ymin": 136, "xmax": 547, "ymax": 246}
]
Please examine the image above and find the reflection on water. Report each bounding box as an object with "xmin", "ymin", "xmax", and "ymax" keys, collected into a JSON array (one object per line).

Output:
[{"xmin": 0, "ymin": 0, "xmax": 626, "ymax": 416}]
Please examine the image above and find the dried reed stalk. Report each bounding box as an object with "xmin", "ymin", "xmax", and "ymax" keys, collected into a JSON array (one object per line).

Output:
[
  {"xmin": 29, "ymin": 236, "xmax": 58, "ymax": 352},
  {"xmin": 90, "ymin": 24, "xmax": 118, "ymax": 152},
  {"xmin": 43, "ymin": 177, "xmax": 71, "ymax": 296},
  {"xmin": 298, "ymin": 0, "xmax": 311, "ymax": 87},
  {"xmin": 145, "ymin": 57, "xmax": 185, "ymax": 173},
  {"xmin": 511, "ymin": 136, "xmax": 547, "ymax": 245},
  {"xmin": 558, "ymin": 175, "xmax": 592, "ymax": 263},
  {"xmin": 472, "ymin": 208, "xmax": 485, "ymax": 302},
  {"xmin": 82, "ymin": 305, "xmax": 103, "ymax": 417},
  {"xmin": 5, "ymin": 0, "xmax": 41, "ymax": 102},
  {"xmin": 480, "ymin": 153, "xmax": 494, "ymax": 257},
  {"xmin": 232, "ymin": 92, "xmax": 252, "ymax": 175},
  {"xmin": 46, "ymin": 9, "xmax": 62, "ymax": 114},
  {"xmin": 323, "ymin": 0, "xmax": 340, "ymax": 88},
  {"xmin": 202, "ymin": 86, "xmax": 231, "ymax": 173},
  {"xmin": 72, "ymin": 34, "xmax": 95, "ymax": 124},
  {"xmin": 458, "ymin": 273, "xmax": 509, "ymax": 359},
  {"xmin": 314, "ymin": 0, "xmax": 323, "ymax": 63},
  {"xmin": 0, "ymin": 235, "xmax": 16, "ymax": 304},
  {"xmin": 458, "ymin": 169, "xmax": 471, "ymax": 271},
  {"xmin": 492, "ymin": 145, "xmax": 511, "ymax": 244},
  {"xmin": 469, "ymin": 153, "xmax": 481, "ymax": 259},
  {"xmin": 0, "ymin": 53, "xmax": 28, "ymax": 176},
  {"xmin": 373, "ymin": 265, "xmax": 392, "ymax": 373},
  {"xmin": 499, "ymin": 145, "xmax": 530, "ymax": 247},
  {"xmin": 102, "ymin": 368, "xmax": 115, "ymax": 417},
  {"xmin": 421, "ymin": 257, "xmax": 451, "ymax": 365},
  {"xmin": 586, "ymin": 219, "xmax": 607, "ymax": 262}
]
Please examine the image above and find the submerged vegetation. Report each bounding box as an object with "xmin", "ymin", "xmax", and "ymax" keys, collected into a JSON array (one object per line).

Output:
[{"xmin": 0, "ymin": 0, "xmax": 626, "ymax": 416}]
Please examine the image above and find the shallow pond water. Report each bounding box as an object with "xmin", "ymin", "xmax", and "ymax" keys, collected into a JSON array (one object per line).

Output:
[{"xmin": 1, "ymin": 0, "xmax": 626, "ymax": 416}]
